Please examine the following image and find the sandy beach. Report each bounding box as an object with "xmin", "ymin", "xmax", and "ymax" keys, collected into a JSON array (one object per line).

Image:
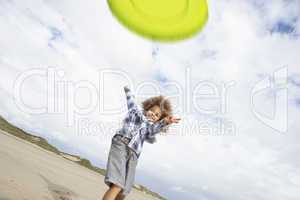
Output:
[{"xmin": 0, "ymin": 130, "xmax": 162, "ymax": 200}]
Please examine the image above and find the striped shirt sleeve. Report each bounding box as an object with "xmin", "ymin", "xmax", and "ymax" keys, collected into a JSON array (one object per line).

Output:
[
  {"xmin": 124, "ymin": 85, "xmax": 138, "ymax": 111},
  {"xmin": 147, "ymin": 118, "xmax": 169, "ymax": 137}
]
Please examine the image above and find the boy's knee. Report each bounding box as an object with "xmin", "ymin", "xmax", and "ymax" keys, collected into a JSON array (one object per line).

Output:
[{"xmin": 110, "ymin": 183, "xmax": 123, "ymax": 192}]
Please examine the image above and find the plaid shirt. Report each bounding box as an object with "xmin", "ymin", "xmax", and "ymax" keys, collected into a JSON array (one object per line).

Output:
[{"xmin": 115, "ymin": 86, "xmax": 169, "ymax": 158}]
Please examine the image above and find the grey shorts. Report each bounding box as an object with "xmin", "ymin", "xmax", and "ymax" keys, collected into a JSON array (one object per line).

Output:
[{"xmin": 104, "ymin": 134, "xmax": 138, "ymax": 196}]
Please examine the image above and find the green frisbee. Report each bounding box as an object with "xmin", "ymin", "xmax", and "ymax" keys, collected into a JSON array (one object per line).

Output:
[{"xmin": 107, "ymin": 0, "xmax": 209, "ymax": 41}]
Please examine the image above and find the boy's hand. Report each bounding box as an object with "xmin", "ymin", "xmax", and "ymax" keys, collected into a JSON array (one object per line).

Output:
[{"xmin": 164, "ymin": 116, "xmax": 181, "ymax": 124}]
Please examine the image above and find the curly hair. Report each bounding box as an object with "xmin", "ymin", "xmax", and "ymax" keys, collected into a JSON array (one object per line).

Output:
[{"xmin": 142, "ymin": 95, "xmax": 172, "ymax": 133}]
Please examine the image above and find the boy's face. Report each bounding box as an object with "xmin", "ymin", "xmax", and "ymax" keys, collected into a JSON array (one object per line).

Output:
[{"xmin": 145, "ymin": 105, "xmax": 162, "ymax": 122}]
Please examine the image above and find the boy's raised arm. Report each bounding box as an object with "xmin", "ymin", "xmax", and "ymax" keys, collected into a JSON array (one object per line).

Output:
[{"xmin": 124, "ymin": 85, "xmax": 138, "ymax": 111}]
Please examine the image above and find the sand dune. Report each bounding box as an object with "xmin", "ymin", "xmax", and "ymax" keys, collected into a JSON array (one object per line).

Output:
[{"xmin": 0, "ymin": 130, "xmax": 162, "ymax": 200}]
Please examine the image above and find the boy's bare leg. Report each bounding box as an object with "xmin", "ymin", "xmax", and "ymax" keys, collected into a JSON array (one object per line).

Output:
[
  {"xmin": 102, "ymin": 184, "xmax": 123, "ymax": 200},
  {"xmin": 115, "ymin": 193, "xmax": 126, "ymax": 200}
]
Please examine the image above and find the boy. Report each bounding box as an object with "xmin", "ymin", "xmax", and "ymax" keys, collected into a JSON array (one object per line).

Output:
[{"xmin": 102, "ymin": 86, "xmax": 180, "ymax": 200}]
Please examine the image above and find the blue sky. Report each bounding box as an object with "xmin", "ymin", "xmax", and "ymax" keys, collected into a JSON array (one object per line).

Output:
[{"xmin": 0, "ymin": 0, "xmax": 300, "ymax": 200}]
